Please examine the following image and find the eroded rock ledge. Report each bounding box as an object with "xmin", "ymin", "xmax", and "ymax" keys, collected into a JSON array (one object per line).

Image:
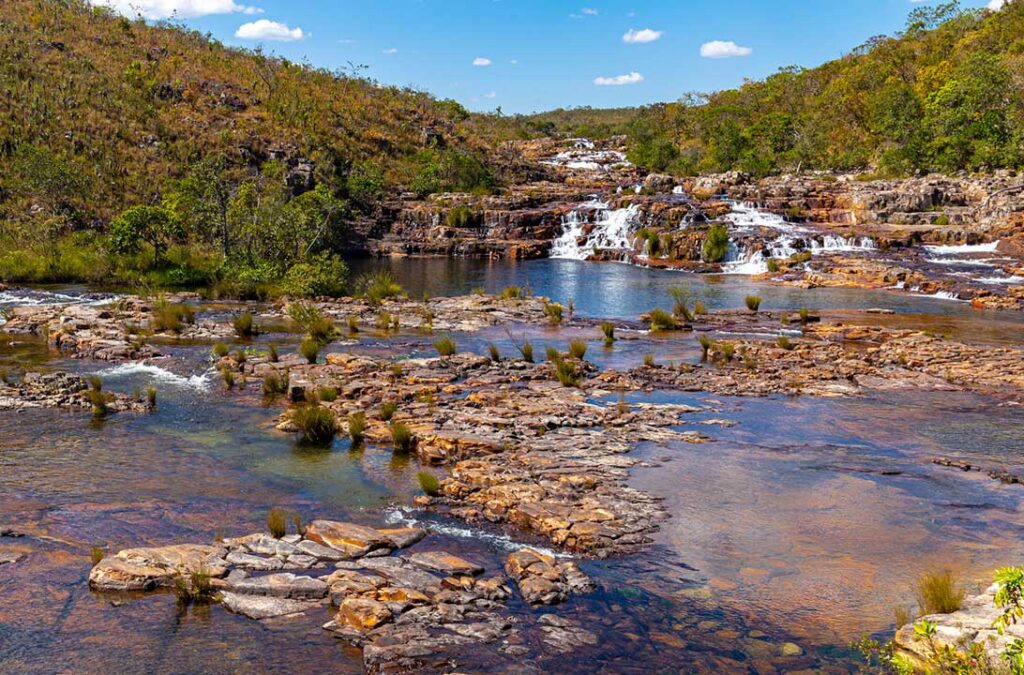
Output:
[{"xmin": 89, "ymin": 520, "xmax": 596, "ymax": 672}]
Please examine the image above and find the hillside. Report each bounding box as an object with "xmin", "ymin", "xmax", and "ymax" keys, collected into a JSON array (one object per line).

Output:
[
  {"xmin": 0, "ymin": 0, "xmax": 512, "ymax": 291},
  {"xmin": 624, "ymin": 1, "xmax": 1024, "ymax": 177}
]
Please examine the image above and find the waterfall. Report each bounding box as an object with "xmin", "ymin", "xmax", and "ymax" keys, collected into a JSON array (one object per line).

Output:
[{"xmin": 550, "ymin": 200, "xmax": 641, "ymax": 260}]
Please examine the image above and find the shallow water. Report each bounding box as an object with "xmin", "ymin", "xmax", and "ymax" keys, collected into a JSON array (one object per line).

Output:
[{"xmin": 2, "ymin": 259, "xmax": 1024, "ymax": 672}]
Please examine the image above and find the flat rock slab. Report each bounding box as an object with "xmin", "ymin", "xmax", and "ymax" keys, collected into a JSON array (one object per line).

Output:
[
  {"xmin": 0, "ymin": 551, "xmax": 23, "ymax": 566},
  {"xmin": 407, "ymin": 551, "xmax": 483, "ymax": 577},
  {"xmin": 305, "ymin": 520, "xmax": 392, "ymax": 558},
  {"xmin": 221, "ymin": 592, "xmax": 322, "ymax": 620},
  {"xmin": 225, "ymin": 551, "xmax": 283, "ymax": 571},
  {"xmin": 230, "ymin": 573, "xmax": 328, "ymax": 600},
  {"xmin": 89, "ymin": 544, "xmax": 228, "ymax": 591},
  {"xmin": 378, "ymin": 528, "xmax": 427, "ymax": 549}
]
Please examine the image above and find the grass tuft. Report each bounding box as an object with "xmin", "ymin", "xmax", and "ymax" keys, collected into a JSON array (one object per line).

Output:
[
  {"xmin": 348, "ymin": 411, "xmax": 366, "ymax": 443},
  {"xmin": 390, "ymin": 421, "xmax": 415, "ymax": 453},
  {"xmin": 380, "ymin": 401, "xmax": 398, "ymax": 421},
  {"xmin": 233, "ymin": 311, "xmax": 256, "ymax": 338},
  {"xmin": 267, "ymin": 507, "xmax": 288, "ymax": 538},
  {"xmin": 299, "ymin": 338, "xmax": 319, "ymax": 364},
  {"xmin": 600, "ymin": 322, "xmax": 616, "ymax": 346},
  {"xmin": 543, "ymin": 302, "xmax": 564, "ymax": 325},
  {"xmin": 487, "ymin": 342, "xmax": 501, "ymax": 363},
  {"xmin": 290, "ymin": 404, "xmax": 337, "ymax": 445},
  {"xmin": 417, "ymin": 471, "xmax": 440, "ymax": 496},
  {"xmin": 212, "ymin": 342, "xmax": 229, "ymax": 359},
  {"xmin": 433, "ymin": 335, "xmax": 456, "ymax": 357},
  {"xmin": 648, "ymin": 308, "xmax": 677, "ymax": 331},
  {"xmin": 262, "ymin": 372, "xmax": 288, "ymax": 396},
  {"xmin": 568, "ymin": 338, "xmax": 587, "ymax": 360},
  {"xmin": 745, "ymin": 295, "xmax": 762, "ymax": 313},
  {"xmin": 915, "ymin": 569, "xmax": 964, "ymax": 615}
]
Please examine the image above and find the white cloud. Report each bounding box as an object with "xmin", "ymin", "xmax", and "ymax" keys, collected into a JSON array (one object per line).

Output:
[
  {"xmin": 699, "ymin": 40, "xmax": 752, "ymax": 58},
  {"xmin": 90, "ymin": 0, "xmax": 260, "ymax": 19},
  {"xmin": 593, "ymin": 71, "xmax": 644, "ymax": 86},
  {"xmin": 509, "ymin": 59, "xmax": 518, "ymax": 65},
  {"xmin": 581, "ymin": 7, "xmax": 598, "ymax": 15},
  {"xmin": 483, "ymin": 91, "xmax": 497, "ymax": 99},
  {"xmin": 472, "ymin": 57, "xmax": 492, "ymax": 66},
  {"xmin": 235, "ymin": 19, "xmax": 304, "ymax": 41},
  {"xmin": 622, "ymin": 28, "xmax": 662, "ymax": 44},
  {"xmin": 382, "ymin": 48, "xmax": 399, "ymax": 54},
  {"xmin": 988, "ymin": 0, "xmax": 1007, "ymax": 9}
]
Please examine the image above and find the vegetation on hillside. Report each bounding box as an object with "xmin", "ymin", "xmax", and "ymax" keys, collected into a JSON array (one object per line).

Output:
[
  {"xmin": 0, "ymin": 0, "xmax": 507, "ymax": 291},
  {"xmin": 625, "ymin": 2, "xmax": 1024, "ymax": 176}
]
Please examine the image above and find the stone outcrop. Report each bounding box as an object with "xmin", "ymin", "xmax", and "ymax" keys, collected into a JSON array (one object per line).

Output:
[
  {"xmin": 0, "ymin": 371, "xmax": 151, "ymax": 412},
  {"xmin": 504, "ymin": 549, "xmax": 594, "ymax": 605}
]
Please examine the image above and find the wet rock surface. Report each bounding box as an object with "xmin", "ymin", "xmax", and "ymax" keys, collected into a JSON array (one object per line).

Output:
[{"xmin": 0, "ymin": 370, "xmax": 151, "ymax": 412}]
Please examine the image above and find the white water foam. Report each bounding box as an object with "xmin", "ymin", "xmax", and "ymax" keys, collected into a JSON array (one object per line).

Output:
[
  {"xmin": 95, "ymin": 363, "xmax": 212, "ymax": 392},
  {"xmin": 0, "ymin": 288, "xmax": 118, "ymax": 308},
  {"xmin": 923, "ymin": 241, "xmax": 1001, "ymax": 255},
  {"xmin": 384, "ymin": 506, "xmax": 567, "ymax": 558},
  {"xmin": 976, "ymin": 275, "xmax": 1024, "ymax": 285},
  {"xmin": 550, "ymin": 199, "xmax": 641, "ymax": 260}
]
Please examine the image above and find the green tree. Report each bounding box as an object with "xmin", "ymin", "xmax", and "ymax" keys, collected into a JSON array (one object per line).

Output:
[{"xmin": 108, "ymin": 205, "xmax": 181, "ymax": 263}]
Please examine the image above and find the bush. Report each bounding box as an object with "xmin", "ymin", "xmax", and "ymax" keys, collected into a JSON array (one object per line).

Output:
[
  {"xmin": 417, "ymin": 471, "xmax": 440, "ymax": 496},
  {"xmin": 290, "ymin": 404, "xmax": 337, "ymax": 445},
  {"xmin": 280, "ymin": 253, "xmax": 348, "ymax": 298},
  {"xmin": 233, "ymin": 311, "xmax": 256, "ymax": 338},
  {"xmin": 262, "ymin": 372, "xmax": 288, "ymax": 396},
  {"xmin": 568, "ymin": 338, "xmax": 587, "ymax": 360},
  {"xmin": 267, "ymin": 507, "xmax": 288, "ymax": 538},
  {"xmin": 702, "ymin": 224, "xmax": 730, "ymax": 263},
  {"xmin": 348, "ymin": 411, "xmax": 366, "ymax": 443},
  {"xmin": 745, "ymin": 295, "xmax": 762, "ymax": 313},
  {"xmin": 390, "ymin": 421, "xmax": 414, "ymax": 453},
  {"xmin": 487, "ymin": 342, "xmax": 501, "ymax": 362},
  {"xmin": 380, "ymin": 401, "xmax": 398, "ymax": 421},
  {"xmin": 647, "ymin": 308, "xmax": 677, "ymax": 331},
  {"xmin": 299, "ymin": 338, "xmax": 320, "ymax": 364},
  {"xmin": 433, "ymin": 336, "xmax": 456, "ymax": 357},
  {"xmin": 600, "ymin": 322, "xmax": 616, "ymax": 345},
  {"xmin": 916, "ymin": 569, "xmax": 964, "ymax": 615},
  {"xmin": 357, "ymin": 270, "xmax": 404, "ymax": 306},
  {"xmin": 543, "ymin": 302, "xmax": 564, "ymax": 325}
]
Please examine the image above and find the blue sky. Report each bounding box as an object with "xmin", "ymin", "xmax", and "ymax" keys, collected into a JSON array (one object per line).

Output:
[{"xmin": 94, "ymin": 1, "xmax": 1001, "ymax": 114}]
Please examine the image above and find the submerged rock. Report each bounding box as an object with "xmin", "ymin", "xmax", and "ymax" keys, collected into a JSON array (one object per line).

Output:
[
  {"xmin": 221, "ymin": 592, "xmax": 322, "ymax": 620},
  {"xmin": 89, "ymin": 544, "xmax": 228, "ymax": 591}
]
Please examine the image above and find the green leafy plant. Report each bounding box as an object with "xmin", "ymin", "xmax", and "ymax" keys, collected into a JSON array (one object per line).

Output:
[{"xmin": 702, "ymin": 224, "xmax": 730, "ymax": 263}]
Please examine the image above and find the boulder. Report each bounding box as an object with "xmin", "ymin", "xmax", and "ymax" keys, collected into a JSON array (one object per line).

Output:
[
  {"xmin": 229, "ymin": 572, "xmax": 328, "ymax": 600},
  {"xmin": 221, "ymin": 592, "xmax": 321, "ymax": 620},
  {"xmin": 338, "ymin": 597, "xmax": 393, "ymax": 631}
]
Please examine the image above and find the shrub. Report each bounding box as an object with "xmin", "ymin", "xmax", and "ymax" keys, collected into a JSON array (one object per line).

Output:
[
  {"xmin": 380, "ymin": 401, "xmax": 398, "ymax": 421},
  {"xmin": 233, "ymin": 311, "xmax": 256, "ymax": 338},
  {"xmin": 668, "ymin": 285, "xmax": 694, "ymax": 321},
  {"xmin": 417, "ymin": 471, "xmax": 440, "ymax": 496},
  {"xmin": 543, "ymin": 302, "xmax": 564, "ymax": 325},
  {"xmin": 568, "ymin": 338, "xmax": 587, "ymax": 360},
  {"xmin": 348, "ymin": 411, "xmax": 366, "ymax": 443},
  {"xmin": 390, "ymin": 421, "xmax": 414, "ymax": 453},
  {"xmin": 318, "ymin": 387, "xmax": 339, "ymax": 402},
  {"xmin": 289, "ymin": 302, "xmax": 335, "ymax": 343},
  {"xmin": 290, "ymin": 404, "xmax": 337, "ymax": 445},
  {"xmin": 262, "ymin": 372, "xmax": 288, "ymax": 396},
  {"xmin": 280, "ymin": 253, "xmax": 348, "ymax": 298},
  {"xmin": 648, "ymin": 308, "xmax": 677, "ymax": 331},
  {"xmin": 268, "ymin": 343, "xmax": 279, "ymax": 363},
  {"xmin": 212, "ymin": 342, "xmax": 229, "ymax": 358},
  {"xmin": 267, "ymin": 507, "xmax": 288, "ymax": 538},
  {"xmin": 434, "ymin": 336, "xmax": 456, "ymax": 357},
  {"xmin": 501, "ymin": 286, "xmax": 522, "ymax": 300},
  {"xmin": 357, "ymin": 270, "xmax": 404, "ymax": 306},
  {"xmin": 777, "ymin": 336, "xmax": 794, "ymax": 351},
  {"xmin": 518, "ymin": 340, "xmax": 534, "ymax": 363},
  {"xmin": 916, "ymin": 569, "xmax": 964, "ymax": 615},
  {"xmin": 702, "ymin": 223, "xmax": 730, "ymax": 263},
  {"xmin": 299, "ymin": 338, "xmax": 319, "ymax": 364},
  {"xmin": 643, "ymin": 353, "xmax": 655, "ymax": 367},
  {"xmin": 487, "ymin": 342, "xmax": 501, "ymax": 363},
  {"xmin": 554, "ymin": 359, "xmax": 582, "ymax": 387},
  {"xmin": 745, "ymin": 295, "xmax": 762, "ymax": 313},
  {"xmin": 600, "ymin": 322, "xmax": 616, "ymax": 346}
]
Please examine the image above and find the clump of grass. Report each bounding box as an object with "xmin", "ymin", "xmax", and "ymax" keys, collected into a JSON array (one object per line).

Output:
[
  {"xmin": 174, "ymin": 568, "xmax": 218, "ymax": 606},
  {"xmin": 221, "ymin": 367, "xmax": 236, "ymax": 389},
  {"xmin": 568, "ymin": 338, "xmax": 587, "ymax": 360},
  {"xmin": 380, "ymin": 401, "xmax": 398, "ymax": 421},
  {"xmin": 694, "ymin": 301, "xmax": 707, "ymax": 316},
  {"xmin": 698, "ymin": 334, "xmax": 713, "ymax": 361},
  {"xmin": 417, "ymin": 471, "xmax": 440, "ymax": 496},
  {"xmin": 267, "ymin": 343, "xmax": 279, "ymax": 363},
  {"xmin": 545, "ymin": 346, "xmax": 562, "ymax": 363},
  {"xmin": 434, "ymin": 336, "xmax": 456, "ymax": 357},
  {"xmin": 518, "ymin": 340, "xmax": 534, "ymax": 363},
  {"xmin": 348, "ymin": 411, "xmax": 366, "ymax": 443},
  {"xmin": 87, "ymin": 376, "xmax": 108, "ymax": 417},
  {"xmin": 798, "ymin": 308, "xmax": 811, "ymax": 324},
  {"xmin": 90, "ymin": 546, "xmax": 105, "ymax": 565},
  {"xmin": 668, "ymin": 285, "xmax": 695, "ymax": 321},
  {"xmin": 647, "ymin": 308, "xmax": 677, "ymax": 331},
  {"xmin": 376, "ymin": 311, "xmax": 394, "ymax": 331},
  {"xmin": 233, "ymin": 311, "xmax": 257, "ymax": 338},
  {"xmin": 145, "ymin": 385, "xmax": 157, "ymax": 409},
  {"xmin": 643, "ymin": 353, "xmax": 655, "ymax": 367},
  {"xmin": 288, "ymin": 302, "xmax": 335, "ymax": 343},
  {"xmin": 318, "ymin": 387, "xmax": 338, "ymax": 402},
  {"xmin": 915, "ymin": 569, "xmax": 964, "ymax": 615},
  {"xmin": 234, "ymin": 349, "xmax": 247, "ymax": 364},
  {"xmin": 501, "ymin": 286, "xmax": 523, "ymax": 300},
  {"xmin": 151, "ymin": 296, "xmax": 195, "ymax": 333},
  {"xmin": 471, "ymin": 286, "xmax": 485, "ymax": 296},
  {"xmin": 543, "ymin": 302, "xmax": 564, "ymax": 325},
  {"xmin": 390, "ymin": 363, "xmax": 404, "ymax": 380},
  {"xmin": 390, "ymin": 421, "xmax": 414, "ymax": 453},
  {"xmin": 299, "ymin": 338, "xmax": 319, "ymax": 364},
  {"xmin": 745, "ymin": 295, "xmax": 762, "ymax": 313},
  {"xmin": 357, "ymin": 270, "xmax": 405, "ymax": 306},
  {"xmin": 554, "ymin": 359, "xmax": 582, "ymax": 387},
  {"xmin": 766, "ymin": 258, "xmax": 781, "ymax": 273},
  {"xmin": 347, "ymin": 315, "xmax": 359, "ymax": 334},
  {"xmin": 267, "ymin": 507, "xmax": 288, "ymax": 538},
  {"xmin": 212, "ymin": 342, "xmax": 229, "ymax": 359},
  {"xmin": 600, "ymin": 322, "xmax": 616, "ymax": 346},
  {"xmin": 487, "ymin": 342, "xmax": 501, "ymax": 363},
  {"xmin": 743, "ymin": 350, "xmax": 757, "ymax": 371},
  {"xmin": 290, "ymin": 404, "xmax": 337, "ymax": 445},
  {"xmin": 262, "ymin": 372, "xmax": 288, "ymax": 396},
  {"xmin": 718, "ymin": 342, "xmax": 736, "ymax": 362},
  {"xmin": 777, "ymin": 336, "xmax": 794, "ymax": 351},
  {"xmin": 89, "ymin": 375, "xmax": 102, "ymax": 392}
]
